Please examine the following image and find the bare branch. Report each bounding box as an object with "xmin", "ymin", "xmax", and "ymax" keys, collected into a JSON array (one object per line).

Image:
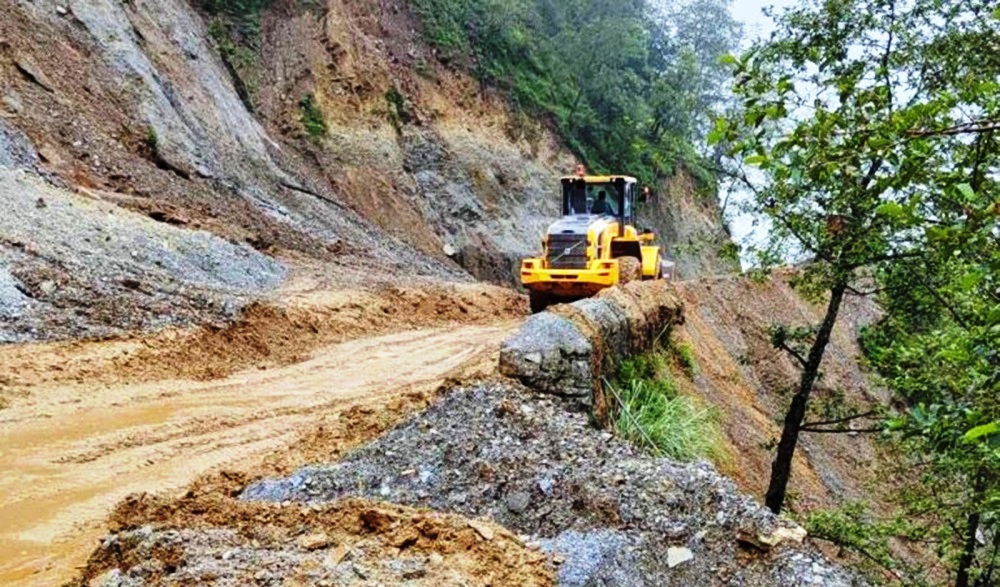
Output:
[{"xmin": 803, "ymin": 410, "xmax": 881, "ymax": 429}]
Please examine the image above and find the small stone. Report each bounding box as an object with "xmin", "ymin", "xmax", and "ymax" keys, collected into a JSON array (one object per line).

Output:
[
  {"xmin": 428, "ymin": 552, "xmax": 444, "ymax": 565},
  {"xmin": 38, "ymin": 281, "xmax": 56, "ymax": 296},
  {"xmin": 468, "ymin": 520, "xmax": 495, "ymax": 541},
  {"xmin": 326, "ymin": 544, "xmax": 350, "ymax": 566},
  {"xmin": 667, "ymin": 546, "xmax": 694, "ymax": 568},
  {"xmin": 505, "ymin": 491, "xmax": 531, "ymax": 514},
  {"xmin": 298, "ymin": 532, "xmax": 332, "ymax": 551},
  {"xmin": 2, "ymin": 92, "xmax": 23, "ymax": 114},
  {"xmin": 56, "ymin": 5, "xmax": 68, "ymax": 15},
  {"xmin": 758, "ymin": 525, "xmax": 807, "ymax": 547}
]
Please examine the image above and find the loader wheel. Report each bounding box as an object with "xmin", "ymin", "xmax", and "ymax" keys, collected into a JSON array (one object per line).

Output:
[
  {"xmin": 618, "ymin": 257, "xmax": 642, "ymax": 285},
  {"xmin": 529, "ymin": 290, "xmax": 551, "ymax": 314}
]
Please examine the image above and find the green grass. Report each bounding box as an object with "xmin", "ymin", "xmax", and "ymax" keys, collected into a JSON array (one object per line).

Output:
[
  {"xmin": 669, "ymin": 341, "xmax": 698, "ymax": 379},
  {"xmin": 608, "ymin": 353, "xmax": 726, "ymax": 463},
  {"xmin": 299, "ymin": 94, "xmax": 327, "ymax": 138}
]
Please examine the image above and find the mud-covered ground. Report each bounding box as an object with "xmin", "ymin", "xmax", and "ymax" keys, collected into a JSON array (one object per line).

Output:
[{"xmin": 0, "ymin": 279, "xmax": 524, "ymax": 587}]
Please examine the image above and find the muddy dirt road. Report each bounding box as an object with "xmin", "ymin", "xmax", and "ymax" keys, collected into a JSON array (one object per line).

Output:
[{"xmin": 0, "ymin": 322, "xmax": 515, "ymax": 587}]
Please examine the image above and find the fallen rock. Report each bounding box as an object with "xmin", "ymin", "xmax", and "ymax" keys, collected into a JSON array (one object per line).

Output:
[
  {"xmin": 469, "ymin": 519, "xmax": 495, "ymax": 541},
  {"xmin": 667, "ymin": 546, "xmax": 694, "ymax": 568},
  {"xmin": 298, "ymin": 532, "xmax": 332, "ymax": 551}
]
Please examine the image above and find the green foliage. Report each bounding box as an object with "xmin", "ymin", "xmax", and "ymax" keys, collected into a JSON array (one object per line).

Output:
[
  {"xmin": 807, "ymin": 503, "xmax": 931, "ymax": 585},
  {"xmin": 385, "ymin": 86, "xmax": 412, "ymax": 131},
  {"xmin": 299, "ymin": 94, "xmax": 327, "ymax": 138},
  {"xmin": 408, "ymin": 0, "xmax": 742, "ymax": 185},
  {"xmin": 143, "ymin": 126, "xmax": 158, "ymax": 156},
  {"xmin": 201, "ymin": 0, "xmax": 269, "ymax": 108},
  {"xmin": 668, "ymin": 341, "xmax": 697, "ymax": 379},
  {"xmin": 609, "ymin": 351, "xmax": 725, "ymax": 463},
  {"xmin": 719, "ymin": 0, "xmax": 1000, "ymax": 520},
  {"xmin": 198, "ymin": 0, "xmax": 271, "ymax": 16}
]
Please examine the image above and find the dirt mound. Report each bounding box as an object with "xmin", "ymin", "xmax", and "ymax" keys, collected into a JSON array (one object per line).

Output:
[
  {"xmin": 75, "ymin": 496, "xmax": 553, "ymax": 587},
  {"xmin": 0, "ymin": 320, "xmax": 510, "ymax": 587},
  {"xmin": 240, "ymin": 382, "xmax": 862, "ymax": 587},
  {"xmin": 0, "ymin": 282, "xmax": 524, "ymax": 394}
]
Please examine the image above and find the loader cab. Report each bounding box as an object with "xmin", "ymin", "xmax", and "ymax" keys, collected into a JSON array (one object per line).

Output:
[{"xmin": 560, "ymin": 175, "xmax": 638, "ymax": 228}]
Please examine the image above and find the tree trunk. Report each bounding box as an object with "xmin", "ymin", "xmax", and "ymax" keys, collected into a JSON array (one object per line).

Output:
[
  {"xmin": 764, "ymin": 280, "xmax": 848, "ymax": 514},
  {"xmin": 957, "ymin": 469, "xmax": 987, "ymax": 587}
]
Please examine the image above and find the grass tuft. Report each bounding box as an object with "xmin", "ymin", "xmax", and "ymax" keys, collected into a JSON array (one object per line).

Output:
[
  {"xmin": 609, "ymin": 352, "xmax": 726, "ymax": 464},
  {"xmin": 299, "ymin": 94, "xmax": 327, "ymax": 138}
]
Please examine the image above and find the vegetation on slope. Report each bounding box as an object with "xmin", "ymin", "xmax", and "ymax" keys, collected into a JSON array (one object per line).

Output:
[
  {"xmin": 719, "ymin": 0, "xmax": 1000, "ymax": 584},
  {"xmin": 608, "ymin": 344, "xmax": 727, "ymax": 464},
  {"xmin": 408, "ymin": 0, "xmax": 742, "ymax": 187}
]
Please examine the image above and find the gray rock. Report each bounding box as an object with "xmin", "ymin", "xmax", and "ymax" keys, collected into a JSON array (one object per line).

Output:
[
  {"xmin": 0, "ymin": 119, "xmax": 39, "ymax": 171},
  {"xmin": 499, "ymin": 312, "xmax": 594, "ymax": 404}
]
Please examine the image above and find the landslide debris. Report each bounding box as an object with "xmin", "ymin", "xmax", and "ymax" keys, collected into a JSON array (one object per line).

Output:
[
  {"xmin": 0, "ymin": 280, "xmax": 524, "ymax": 394},
  {"xmin": 0, "ymin": 169, "xmax": 284, "ymax": 343},
  {"xmin": 235, "ymin": 382, "xmax": 863, "ymax": 587},
  {"xmin": 76, "ymin": 497, "xmax": 554, "ymax": 587}
]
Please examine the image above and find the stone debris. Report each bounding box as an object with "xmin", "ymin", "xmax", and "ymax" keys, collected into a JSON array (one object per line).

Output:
[
  {"xmin": 243, "ymin": 382, "xmax": 868, "ymax": 587},
  {"xmin": 666, "ymin": 546, "xmax": 694, "ymax": 568},
  {"xmin": 298, "ymin": 532, "xmax": 332, "ymax": 551}
]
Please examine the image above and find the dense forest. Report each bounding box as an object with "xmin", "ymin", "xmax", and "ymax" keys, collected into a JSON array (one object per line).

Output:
[{"xmin": 408, "ymin": 0, "xmax": 742, "ymax": 187}]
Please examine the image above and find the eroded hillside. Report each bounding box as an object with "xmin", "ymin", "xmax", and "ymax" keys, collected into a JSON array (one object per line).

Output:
[{"xmin": 0, "ymin": 0, "xmax": 736, "ymax": 342}]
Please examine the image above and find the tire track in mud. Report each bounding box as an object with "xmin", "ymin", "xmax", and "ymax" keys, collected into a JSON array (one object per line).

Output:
[{"xmin": 0, "ymin": 323, "xmax": 514, "ymax": 587}]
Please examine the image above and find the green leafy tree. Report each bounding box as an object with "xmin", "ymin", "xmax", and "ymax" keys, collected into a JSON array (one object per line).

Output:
[
  {"xmin": 716, "ymin": 0, "xmax": 1000, "ymax": 517},
  {"xmin": 410, "ymin": 0, "xmax": 743, "ymax": 184},
  {"xmin": 861, "ymin": 188, "xmax": 1000, "ymax": 585}
]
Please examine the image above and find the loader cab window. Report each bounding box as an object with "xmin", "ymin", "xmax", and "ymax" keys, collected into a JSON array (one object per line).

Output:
[{"xmin": 561, "ymin": 179, "xmax": 631, "ymax": 218}]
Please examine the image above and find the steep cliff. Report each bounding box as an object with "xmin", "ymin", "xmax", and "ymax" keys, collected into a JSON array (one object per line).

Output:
[{"xmin": 0, "ymin": 0, "xmax": 735, "ymax": 341}]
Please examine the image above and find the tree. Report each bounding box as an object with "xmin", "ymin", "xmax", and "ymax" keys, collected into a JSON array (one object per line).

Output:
[
  {"xmin": 858, "ymin": 175, "xmax": 1000, "ymax": 585},
  {"xmin": 716, "ymin": 0, "xmax": 1000, "ymax": 515}
]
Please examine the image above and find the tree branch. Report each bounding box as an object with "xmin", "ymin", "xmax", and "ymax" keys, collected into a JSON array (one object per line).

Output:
[
  {"xmin": 776, "ymin": 340, "xmax": 809, "ymax": 368},
  {"xmin": 803, "ymin": 410, "xmax": 880, "ymax": 429},
  {"xmin": 800, "ymin": 426, "xmax": 883, "ymax": 434},
  {"xmin": 907, "ymin": 119, "xmax": 1000, "ymax": 138}
]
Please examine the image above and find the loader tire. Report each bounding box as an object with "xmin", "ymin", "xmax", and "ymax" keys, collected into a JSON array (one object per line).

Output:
[
  {"xmin": 529, "ymin": 290, "xmax": 551, "ymax": 314},
  {"xmin": 618, "ymin": 257, "xmax": 642, "ymax": 285}
]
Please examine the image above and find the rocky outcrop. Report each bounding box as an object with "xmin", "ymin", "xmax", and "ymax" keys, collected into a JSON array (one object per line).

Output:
[
  {"xmin": 639, "ymin": 171, "xmax": 740, "ymax": 280},
  {"xmin": 499, "ymin": 281, "xmax": 684, "ymax": 408}
]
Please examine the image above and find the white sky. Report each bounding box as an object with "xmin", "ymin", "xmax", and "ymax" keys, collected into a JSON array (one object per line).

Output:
[
  {"xmin": 730, "ymin": 0, "xmax": 796, "ymax": 44},
  {"xmin": 721, "ymin": 0, "xmax": 798, "ymax": 264}
]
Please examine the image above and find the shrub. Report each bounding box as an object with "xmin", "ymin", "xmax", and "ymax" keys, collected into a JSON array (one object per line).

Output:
[
  {"xmin": 299, "ymin": 94, "xmax": 327, "ymax": 138},
  {"xmin": 669, "ymin": 341, "xmax": 698, "ymax": 379},
  {"xmin": 385, "ymin": 86, "xmax": 412, "ymax": 131}
]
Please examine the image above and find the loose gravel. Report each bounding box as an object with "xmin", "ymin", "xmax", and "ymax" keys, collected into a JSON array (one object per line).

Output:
[{"xmin": 243, "ymin": 382, "xmax": 866, "ymax": 587}]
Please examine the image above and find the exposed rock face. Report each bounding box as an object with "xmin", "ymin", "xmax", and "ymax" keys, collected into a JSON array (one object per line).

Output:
[
  {"xmin": 499, "ymin": 281, "xmax": 683, "ymax": 408},
  {"xmin": 639, "ymin": 172, "xmax": 740, "ymax": 280},
  {"xmin": 0, "ymin": 169, "xmax": 285, "ymax": 341},
  {"xmin": 0, "ymin": 0, "xmax": 736, "ymax": 339}
]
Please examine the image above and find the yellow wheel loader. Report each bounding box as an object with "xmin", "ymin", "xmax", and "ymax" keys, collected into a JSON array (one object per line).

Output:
[{"xmin": 519, "ymin": 172, "xmax": 674, "ymax": 313}]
